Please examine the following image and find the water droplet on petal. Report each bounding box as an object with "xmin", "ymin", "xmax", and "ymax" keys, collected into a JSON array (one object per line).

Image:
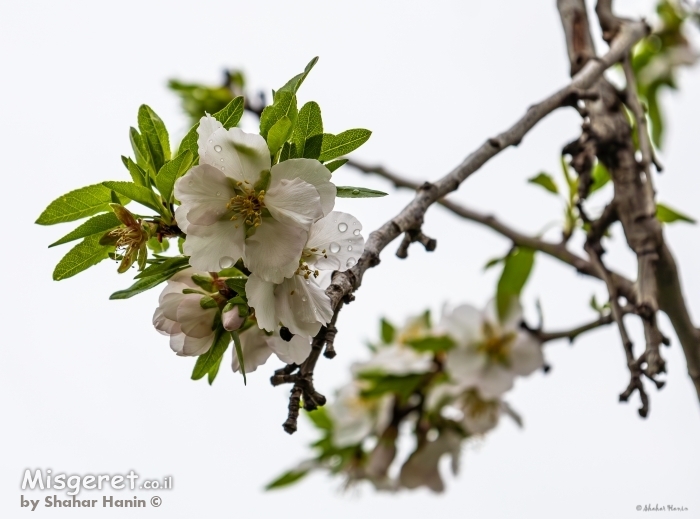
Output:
[
  {"xmin": 301, "ymin": 296, "xmax": 307, "ymax": 302},
  {"xmin": 346, "ymin": 257, "xmax": 356, "ymax": 268},
  {"xmin": 305, "ymin": 280, "xmax": 310, "ymax": 285},
  {"xmin": 330, "ymin": 242, "xmax": 341, "ymax": 253},
  {"xmin": 338, "ymin": 223, "xmax": 348, "ymax": 232},
  {"xmin": 208, "ymin": 139, "xmax": 213, "ymax": 143},
  {"xmin": 219, "ymin": 256, "xmax": 235, "ymax": 269},
  {"xmin": 347, "ymin": 245, "xmax": 353, "ymax": 251},
  {"xmin": 352, "ymin": 189, "xmax": 360, "ymax": 195},
  {"xmin": 353, "ymin": 229, "xmax": 361, "ymax": 236},
  {"xmin": 221, "ymin": 167, "xmax": 225, "ymax": 171},
  {"xmin": 220, "ymin": 158, "xmax": 224, "ymax": 162},
  {"xmin": 216, "ymin": 191, "xmax": 221, "ymax": 196},
  {"xmin": 214, "ymin": 145, "xmax": 222, "ymax": 152}
]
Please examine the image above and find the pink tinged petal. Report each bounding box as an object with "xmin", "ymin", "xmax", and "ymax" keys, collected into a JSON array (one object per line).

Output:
[
  {"xmin": 271, "ymin": 159, "xmax": 336, "ymax": 216},
  {"xmin": 509, "ymin": 332, "xmax": 544, "ymax": 376},
  {"xmin": 267, "ymin": 333, "xmax": 312, "ymax": 365},
  {"xmin": 265, "ymin": 178, "xmax": 323, "ymax": 230},
  {"xmin": 202, "ymin": 127, "xmax": 270, "ymax": 185},
  {"xmin": 305, "ymin": 211, "xmax": 364, "ymax": 271},
  {"xmin": 159, "ymin": 292, "xmax": 185, "ymax": 322},
  {"xmin": 170, "ymin": 333, "xmax": 185, "ymax": 354},
  {"xmin": 152, "ymin": 308, "xmax": 180, "ymax": 336},
  {"xmin": 222, "ymin": 306, "xmax": 244, "ymax": 331},
  {"xmin": 244, "ymin": 218, "xmax": 308, "ymax": 283},
  {"xmin": 439, "ymin": 304, "xmax": 482, "ymax": 347},
  {"xmin": 173, "ymin": 164, "xmax": 234, "ymax": 226},
  {"xmin": 174, "ymin": 205, "xmax": 191, "ymax": 233},
  {"xmin": 274, "ymin": 275, "xmax": 332, "ymax": 337},
  {"xmin": 233, "ymin": 328, "xmax": 274, "ymax": 373},
  {"xmin": 246, "ymin": 275, "xmax": 278, "ymax": 332},
  {"xmin": 181, "ymin": 333, "xmax": 216, "ymax": 356},
  {"xmin": 196, "ymin": 114, "xmax": 223, "ymax": 159},
  {"xmin": 475, "ymin": 364, "xmax": 515, "ymax": 399},
  {"xmin": 183, "ymin": 220, "xmax": 245, "ymax": 272},
  {"xmin": 176, "ymin": 296, "xmax": 217, "ymax": 338}
]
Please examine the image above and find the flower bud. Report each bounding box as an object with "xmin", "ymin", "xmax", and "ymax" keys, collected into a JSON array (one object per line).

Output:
[{"xmin": 222, "ymin": 306, "xmax": 245, "ymax": 331}]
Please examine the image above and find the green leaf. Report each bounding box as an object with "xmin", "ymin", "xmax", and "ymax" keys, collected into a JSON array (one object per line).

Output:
[
  {"xmin": 277, "ymin": 56, "xmax": 319, "ymax": 96},
  {"xmin": 291, "ymin": 101, "xmax": 323, "ymax": 159},
  {"xmin": 179, "ymin": 124, "xmax": 200, "ymax": 159},
  {"xmin": 324, "ymin": 159, "xmax": 348, "ymax": 173},
  {"xmin": 192, "ymin": 330, "xmax": 230, "ymax": 382},
  {"xmin": 122, "ymin": 156, "xmax": 147, "ymax": 186},
  {"xmin": 656, "ymin": 202, "xmax": 696, "ymax": 224},
  {"xmin": 130, "ymin": 127, "xmax": 155, "ymax": 176},
  {"xmin": 306, "ymin": 407, "xmax": 333, "ymax": 431},
  {"xmin": 380, "ymin": 318, "xmax": 395, "ymax": 344},
  {"xmin": 102, "ymin": 181, "xmax": 167, "ymax": 217},
  {"xmin": 589, "ymin": 161, "xmax": 611, "ymax": 194},
  {"xmin": 49, "ymin": 212, "xmax": 121, "ymax": 248},
  {"xmin": 36, "ymin": 184, "xmax": 126, "ymax": 225},
  {"xmin": 279, "ymin": 142, "xmax": 295, "ymax": 162},
  {"xmin": 259, "ymin": 91, "xmax": 298, "ymax": 141},
  {"xmin": 266, "ymin": 116, "xmax": 293, "ymax": 155},
  {"xmin": 138, "ymin": 105, "xmax": 171, "ymax": 171},
  {"xmin": 110, "ymin": 264, "xmax": 189, "ymax": 299},
  {"xmin": 224, "ymin": 277, "xmax": 248, "ymax": 297},
  {"xmin": 231, "ymin": 330, "xmax": 247, "ymax": 385},
  {"xmin": 357, "ymin": 373, "xmax": 425, "ymax": 401},
  {"xmin": 53, "ymin": 234, "xmax": 111, "ymax": 280},
  {"xmin": 527, "ymin": 172, "xmax": 558, "ymax": 194},
  {"xmin": 496, "ymin": 247, "xmax": 535, "ymax": 321},
  {"xmin": 214, "ymin": 96, "xmax": 245, "ymax": 129},
  {"xmin": 146, "ymin": 236, "xmax": 169, "ymax": 253},
  {"xmin": 336, "ymin": 186, "xmax": 387, "ymax": 198},
  {"xmin": 484, "ymin": 256, "xmax": 505, "ymax": 271},
  {"xmin": 156, "ymin": 150, "xmax": 193, "ymax": 203},
  {"xmin": 319, "ymin": 129, "xmax": 371, "ymax": 162},
  {"xmin": 135, "ymin": 255, "xmax": 189, "ymax": 279},
  {"xmin": 265, "ymin": 468, "xmax": 310, "ymax": 490},
  {"xmin": 405, "ymin": 335, "xmax": 455, "ymax": 353}
]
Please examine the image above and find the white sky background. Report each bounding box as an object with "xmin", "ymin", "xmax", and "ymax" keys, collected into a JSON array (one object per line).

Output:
[{"xmin": 1, "ymin": 0, "xmax": 699, "ymax": 517}]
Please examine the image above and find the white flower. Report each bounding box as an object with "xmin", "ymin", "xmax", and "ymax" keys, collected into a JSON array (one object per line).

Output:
[
  {"xmin": 327, "ymin": 381, "xmax": 393, "ymax": 448},
  {"xmin": 439, "ymin": 300, "xmax": 544, "ymax": 399},
  {"xmin": 427, "ymin": 383, "xmax": 502, "ymax": 435},
  {"xmin": 247, "ymin": 211, "xmax": 364, "ymax": 337},
  {"xmin": 174, "ymin": 115, "xmax": 336, "ymax": 282},
  {"xmin": 231, "ymin": 326, "xmax": 312, "ymax": 374},
  {"xmin": 152, "ymin": 269, "xmax": 219, "ymax": 356},
  {"xmin": 398, "ymin": 429, "xmax": 461, "ymax": 493}
]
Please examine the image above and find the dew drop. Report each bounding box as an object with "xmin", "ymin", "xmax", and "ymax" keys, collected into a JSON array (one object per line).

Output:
[
  {"xmin": 216, "ymin": 191, "xmax": 221, "ymax": 196},
  {"xmin": 346, "ymin": 257, "xmax": 356, "ymax": 268},
  {"xmin": 329, "ymin": 242, "xmax": 341, "ymax": 253},
  {"xmin": 353, "ymin": 229, "xmax": 361, "ymax": 236},
  {"xmin": 221, "ymin": 167, "xmax": 225, "ymax": 171},
  {"xmin": 305, "ymin": 280, "xmax": 310, "ymax": 285},
  {"xmin": 214, "ymin": 145, "xmax": 222, "ymax": 152},
  {"xmin": 347, "ymin": 245, "xmax": 353, "ymax": 251},
  {"xmin": 220, "ymin": 158, "xmax": 224, "ymax": 162},
  {"xmin": 301, "ymin": 296, "xmax": 308, "ymax": 302},
  {"xmin": 219, "ymin": 256, "xmax": 235, "ymax": 269},
  {"xmin": 338, "ymin": 222, "xmax": 348, "ymax": 232},
  {"xmin": 208, "ymin": 139, "xmax": 213, "ymax": 143},
  {"xmin": 352, "ymin": 189, "xmax": 360, "ymax": 195}
]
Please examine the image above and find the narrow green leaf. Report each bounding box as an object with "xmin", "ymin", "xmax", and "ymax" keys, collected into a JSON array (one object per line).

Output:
[
  {"xmin": 224, "ymin": 277, "xmax": 248, "ymax": 297},
  {"xmin": 36, "ymin": 184, "xmax": 126, "ymax": 225},
  {"xmin": 146, "ymin": 236, "xmax": 170, "ymax": 253},
  {"xmin": 527, "ymin": 172, "xmax": 558, "ymax": 194},
  {"xmin": 266, "ymin": 116, "xmax": 293, "ymax": 155},
  {"xmin": 214, "ymin": 96, "xmax": 245, "ymax": 129},
  {"xmin": 484, "ymin": 256, "xmax": 505, "ymax": 271},
  {"xmin": 405, "ymin": 335, "xmax": 455, "ymax": 353},
  {"xmin": 380, "ymin": 318, "xmax": 395, "ymax": 344},
  {"xmin": 656, "ymin": 202, "xmax": 696, "ymax": 224},
  {"xmin": 590, "ymin": 162, "xmax": 611, "ymax": 194},
  {"xmin": 279, "ymin": 141, "xmax": 295, "ymax": 162},
  {"xmin": 53, "ymin": 235, "xmax": 111, "ymax": 281},
  {"xmin": 306, "ymin": 407, "xmax": 333, "ymax": 431},
  {"xmin": 292, "ymin": 101, "xmax": 323, "ymax": 159},
  {"xmin": 336, "ymin": 186, "xmax": 387, "ymax": 198},
  {"xmin": 192, "ymin": 330, "xmax": 230, "ymax": 381},
  {"xmin": 102, "ymin": 181, "xmax": 167, "ymax": 217},
  {"xmin": 259, "ymin": 92, "xmax": 298, "ymax": 140},
  {"xmin": 265, "ymin": 469, "xmax": 310, "ymax": 490},
  {"xmin": 325, "ymin": 159, "xmax": 348, "ymax": 173},
  {"xmin": 179, "ymin": 124, "xmax": 199, "ymax": 159},
  {"xmin": 138, "ymin": 105, "xmax": 171, "ymax": 171},
  {"xmin": 109, "ymin": 265, "xmax": 187, "ymax": 299},
  {"xmin": 49, "ymin": 212, "xmax": 121, "ymax": 248},
  {"xmin": 156, "ymin": 150, "xmax": 193, "ymax": 203},
  {"xmin": 135, "ymin": 255, "xmax": 190, "ymax": 279},
  {"xmin": 232, "ymin": 330, "xmax": 247, "ymax": 385},
  {"xmin": 277, "ymin": 56, "xmax": 319, "ymax": 96},
  {"xmin": 122, "ymin": 156, "xmax": 148, "ymax": 187},
  {"xmin": 130, "ymin": 127, "xmax": 155, "ymax": 176},
  {"xmin": 496, "ymin": 247, "xmax": 535, "ymax": 321},
  {"xmin": 319, "ymin": 129, "xmax": 371, "ymax": 162}
]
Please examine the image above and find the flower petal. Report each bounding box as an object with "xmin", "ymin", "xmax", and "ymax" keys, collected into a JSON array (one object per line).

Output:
[
  {"xmin": 305, "ymin": 211, "xmax": 364, "ymax": 271},
  {"xmin": 265, "ymin": 177, "xmax": 323, "ymax": 230},
  {"xmin": 244, "ymin": 217, "xmax": 308, "ymax": 283},
  {"xmin": 201, "ymin": 127, "xmax": 270, "ymax": 185},
  {"xmin": 439, "ymin": 304, "xmax": 482, "ymax": 347},
  {"xmin": 446, "ymin": 347, "xmax": 486, "ymax": 385},
  {"xmin": 509, "ymin": 332, "xmax": 544, "ymax": 376},
  {"xmin": 233, "ymin": 328, "xmax": 274, "ymax": 373},
  {"xmin": 271, "ymin": 158, "xmax": 335, "ymax": 216},
  {"xmin": 274, "ymin": 275, "xmax": 331, "ymax": 337},
  {"xmin": 176, "ymin": 296, "xmax": 217, "ymax": 338},
  {"xmin": 181, "ymin": 333, "xmax": 216, "ymax": 356},
  {"xmin": 246, "ymin": 274, "xmax": 278, "ymax": 332},
  {"xmin": 475, "ymin": 364, "xmax": 515, "ymax": 399},
  {"xmin": 174, "ymin": 164, "xmax": 234, "ymax": 226},
  {"xmin": 267, "ymin": 333, "xmax": 312, "ymax": 365},
  {"xmin": 183, "ymin": 219, "xmax": 245, "ymax": 272},
  {"xmin": 196, "ymin": 114, "xmax": 223, "ymax": 159}
]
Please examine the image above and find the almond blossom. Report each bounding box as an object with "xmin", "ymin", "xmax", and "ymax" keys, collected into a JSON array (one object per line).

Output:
[
  {"xmin": 152, "ymin": 269, "xmax": 220, "ymax": 356},
  {"xmin": 247, "ymin": 211, "xmax": 364, "ymax": 337},
  {"xmin": 327, "ymin": 381, "xmax": 393, "ymax": 448},
  {"xmin": 439, "ymin": 300, "xmax": 544, "ymax": 399},
  {"xmin": 231, "ymin": 326, "xmax": 312, "ymax": 374},
  {"xmin": 174, "ymin": 115, "xmax": 336, "ymax": 282}
]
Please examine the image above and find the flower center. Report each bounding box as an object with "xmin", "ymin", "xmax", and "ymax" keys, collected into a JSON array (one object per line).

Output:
[
  {"xmin": 227, "ymin": 190, "xmax": 265, "ymax": 227},
  {"xmin": 463, "ymin": 390, "xmax": 497, "ymax": 420},
  {"xmin": 295, "ymin": 262, "xmax": 319, "ymax": 279},
  {"xmin": 476, "ymin": 322, "xmax": 515, "ymax": 366},
  {"xmin": 107, "ymin": 224, "xmax": 145, "ymax": 253}
]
